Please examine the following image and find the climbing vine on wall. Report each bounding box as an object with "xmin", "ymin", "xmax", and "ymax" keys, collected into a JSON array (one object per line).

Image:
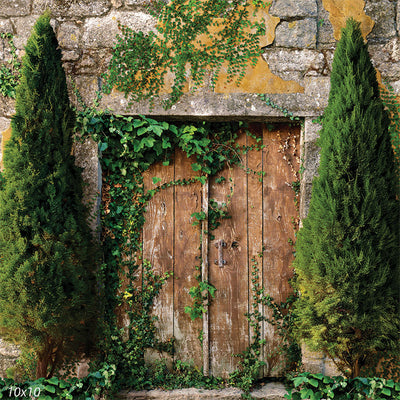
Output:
[
  {"xmin": 0, "ymin": 33, "xmax": 20, "ymax": 98},
  {"xmin": 103, "ymin": 0, "xmax": 271, "ymax": 109}
]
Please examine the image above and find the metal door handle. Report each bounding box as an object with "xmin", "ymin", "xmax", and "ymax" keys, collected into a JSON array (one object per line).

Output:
[{"xmin": 214, "ymin": 240, "xmax": 227, "ymax": 268}]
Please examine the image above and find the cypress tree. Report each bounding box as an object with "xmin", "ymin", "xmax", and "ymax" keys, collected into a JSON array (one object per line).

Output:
[
  {"xmin": 293, "ymin": 18, "xmax": 400, "ymax": 378},
  {"xmin": 0, "ymin": 12, "xmax": 98, "ymax": 378}
]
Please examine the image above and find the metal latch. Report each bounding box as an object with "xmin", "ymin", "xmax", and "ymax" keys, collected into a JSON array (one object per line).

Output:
[{"xmin": 214, "ymin": 239, "xmax": 227, "ymax": 268}]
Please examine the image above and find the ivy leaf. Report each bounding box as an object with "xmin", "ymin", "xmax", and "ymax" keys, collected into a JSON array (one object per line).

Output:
[
  {"xmin": 150, "ymin": 125, "xmax": 164, "ymax": 136},
  {"xmin": 169, "ymin": 125, "xmax": 178, "ymax": 135},
  {"xmin": 152, "ymin": 177, "xmax": 162, "ymax": 184},
  {"xmin": 197, "ymin": 176, "xmax": 207, "ymax": 184},
  {"xmin": 162, "ymin": 160, "xmax": 170, "ymax": 166},
  {"xmin": 141, "ymin": 136, "xmax": 156, "ymax": 148},
  {"xmin": 137, "ymin": 126, "xmax": 149, "ymax": 136},
  {"xmin": 162, "ymin": 137, "xmax": 172, "ymax": 149},
  {"xmin": 293, "ymin": 376, "xmax": 308, "ymax": 387},
  {"xmin": 44, "ymin": 385, "xmax": 56, "ymax": 393},
  {"xmin": 308, "ymin": 379, "xmax": 319, "ymax": 388},
  {"xmin": 191, "ymin": 163, "xmax": 201, "ymax": 171},
  {"xmin": 133, "ymin": 119, "xmax": 147, "ymax": 128},
  {"xmin": 124, "ymin": 122, "xmax": 133, "ymax": 131},
  {"xmin": 98, "ymin": 142, "xmax": 108, "ymax": 152}
]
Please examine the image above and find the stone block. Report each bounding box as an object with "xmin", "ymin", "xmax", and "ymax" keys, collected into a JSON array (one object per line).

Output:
[
  {"xmin": 0, "ymin": 0, "xmax": 31, "ymax": 17},
  {"xmin": 249, "ymin": 383, "xmax": 288, "ymax": 399},
  {"xmin": 69, "ymin": 75, "xmax": 101, "ymax": 108},
  {"xmin": 262, "ymin": 49, "xmax": 325, "ymax": 83},
  {"xmin": 304, "ymin": 117, "xmax": 321, "ymax": 143},
  {"xmin": 72, "ymin": 49, "xmax": 112, "ymax": 75},
  {"xmin": 0, "ymin": 19, "xmax": 13, "ymax": 33},
  {"xmin": 317, "ymin": 3, "xmax": 335, "ymax": 48},
  {"xmin": 112, "ymin": 0, "xmax": 124, "ymax": 8},
  {"xmin": 0, "ymin": 339, "xmax": 20, "ymax": 378},
  {"xmin": 389, "ymin": 80, "xmax": 400, "ymax": 95},
  {"xmin": 61, "ymin": 50, "xmax": 80, "ymax": 62},
  {"xmin": 0, "ymin": 118, "xmax": 10, "ymax": 134},
  {"xmin": 300, "ymin": 181, "xmax": 313, "ymax": 219},
  {"xmin": 0, "ymin": 339, "xmax": 20, "ymax": 358},
  {"xmin": 11, "ymin": 16, "xmax": 38, "ymax": 49},
  {"xmin": 365, "ymin": 0, "xmax": 396, "ymax": 40},
  {"xmin": 0, "ymin": 96, "xmax": 15, "ymax": 118},
  {"xmin": 275, "ymin": 19, "xmax": 317, "ymax": 49},
  {"xmin": 302, "ymin": 139, "xmax": 320, "ymax": 183},
  {"xmin": 270, "ymin": 0, "xmax": 318, "ymax": 18},
  {"xmin": 82, "ymin": 11, "xmax": 157, "ymax": 49},
  {"xmin": 397, "ymin": 1, "xmax": 400, "ymax": 36},
  {"xmin": 115, "ymin": 385, "xmax": 288, "ymax": 400},
  {"xmin": 73, "ymin": 137, "xmax": 100, "ymax": 234},
  {"xmin": 304, "ymin": 76, "xmax": 330, "ymax": 111},
  {"xmin": 370, "ymin": 38, "xmax": 400, "ymax": 81},
  {"xmin": 58, "ymin": 22, "xmax": 81, "ymax": 50},
  {"xmin": 32, "ymin": 0, "xmax": 111, "ymax": 17}
]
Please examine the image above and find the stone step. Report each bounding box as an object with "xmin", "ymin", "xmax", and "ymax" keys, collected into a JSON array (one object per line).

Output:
[{"xmin": 116, "ymin": 382, "xmax": 288, "ymax": 400}]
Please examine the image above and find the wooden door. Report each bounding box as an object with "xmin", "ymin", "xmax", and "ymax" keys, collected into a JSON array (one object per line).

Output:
[{"xmin": 142, "ymin": 123, "xmax": 300, "ymax": 377}]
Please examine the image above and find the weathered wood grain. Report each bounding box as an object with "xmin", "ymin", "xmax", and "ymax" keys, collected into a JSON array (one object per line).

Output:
[
  {"xmin": 262, "ymin": 124, "xmax": 299, "ymax": 375},
  {"xmin": 173, "ymin": 149, "xmax": 203, "ymax": 367},
  {"xmin": 142, "ymin": 160, "xmax": 175, "ymax": 363},
  {"xmin": 209, "ymin": 130, "xmax": 249, "ymax": 377},
  {"xmin": 246, "ymin": 124, "xmax": 265, "ymax": 374}
]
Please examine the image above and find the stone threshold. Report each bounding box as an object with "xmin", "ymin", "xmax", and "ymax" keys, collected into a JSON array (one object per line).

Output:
[{"xmin": 115, "ymin": 382, "xmax": 288, "ymax": 400}]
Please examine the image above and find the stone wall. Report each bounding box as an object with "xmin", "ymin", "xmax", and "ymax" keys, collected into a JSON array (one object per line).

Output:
[{"xmin": 0, "ymin": 0, "xmax": 399, "ymax": 378}]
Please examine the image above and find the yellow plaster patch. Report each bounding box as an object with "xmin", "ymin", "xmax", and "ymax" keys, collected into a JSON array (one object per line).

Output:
[
  {"xmin": 70, "ymin": 33, "xmax": 77, "ymax": 42},
  {"xmin": 213, "ymin": 3, "xmax": 303, "ymax": 94},
  {"xmin": 321, "ymin": 0, "xmax": 374, "ymax": 40},
  {"xmin": 1, "ymin": 125, "xmax": 12, "ymax": 170},
  {"xmin": 214, "ymin": 56, "xmax": 304, "ymax": 94}
]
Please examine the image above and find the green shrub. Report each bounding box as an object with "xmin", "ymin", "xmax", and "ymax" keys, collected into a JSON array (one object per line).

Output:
[
  {"xmin": 0, "ymin": 364, "xmax": 115, "ymax": 399},
  {"xmin": 0, "ymin": 12, "xmax": 98, "ymax": 378},
  {"xmin": 285, "ymin": 372, "xmax": 400, "ymax": 400},
  {"xmin": 293, "ymin": 18, "xmax": 400, "ymax": 378}
]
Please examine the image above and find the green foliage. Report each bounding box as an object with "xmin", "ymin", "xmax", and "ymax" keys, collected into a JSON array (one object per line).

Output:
[
  {"xmin": 285, "ymin": 373, "xmax": 400, "ymax": 400},
  {"xmin": 0, "ymin": 13, "xmax": 98, "ymax": 378},
  {"xmin": 103, "ymin": 0, "xmax": 271, "ymax": 108},
  {"xmin": 95, "ymin": 260, "xmax": 173, "ymax": 392},
  {"xmin": 147, "ymin": 359, "xmax": 224, "ymax": 390},
  {"xmin": 184, "ymin": 278, "xmax": 216, "ymax": 321},
  {"xmin": 293, "ymin": 18, "xmax": 400, "ymax": 378},
  {"xmin": 0, "ymin": 364, "xmax": 115, "ymax": 399},
  {"xmin": 0, "ymin": 33, "xmax": 21, "ymax": 98}
]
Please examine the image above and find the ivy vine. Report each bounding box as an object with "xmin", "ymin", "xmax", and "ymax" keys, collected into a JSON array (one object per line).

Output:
[
  {"xmin": 103, "ymin": 0, "xmax": 272, "ymax": 109},
  {"xmin": 0, "ymin": 33, "xmax": 21, "ymax": 98}
]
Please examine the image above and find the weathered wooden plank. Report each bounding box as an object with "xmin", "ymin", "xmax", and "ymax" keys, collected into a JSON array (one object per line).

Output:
[
  {"xmin": 209, "ymin": 130, "xmax": 249, "ymax": 378},
  {"xmin": 142, "ymin": 160, "xmax": 175, "ymax": 363},
  {"xmin": 245, "ymin": 124, "xmax": 265, "ymax": 374},
  {"xmin": 201, "ymin": 180, "xmax": 210, "ymax": 376},
  {"xmin": 262, "ymin": 124, "xmax": 300, "ymax": 375},
  {"xmin": 173, "ymin": 149, "xmax": 203, "ymax": 367}
]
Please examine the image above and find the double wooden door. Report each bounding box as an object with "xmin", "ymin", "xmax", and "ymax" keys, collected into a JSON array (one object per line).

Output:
[{"xmin": 141, "ymin": 123, "xmax": 299, "ymax": 377}]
